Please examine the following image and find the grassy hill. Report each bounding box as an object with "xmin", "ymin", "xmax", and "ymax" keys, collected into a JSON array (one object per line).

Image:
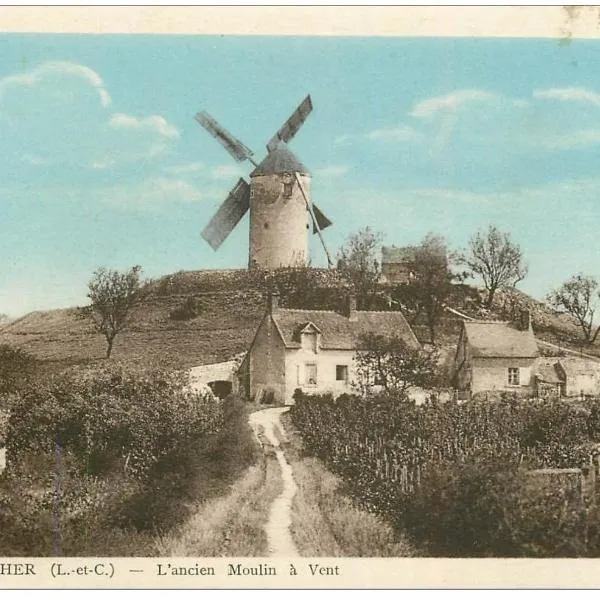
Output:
[
  {"xmin": 1, "ymin": 267, "xmax": 598, "ymax": 376},
  {"xmin": 0, "ymin": 269, "xmax": 267, "ymax": 372}
]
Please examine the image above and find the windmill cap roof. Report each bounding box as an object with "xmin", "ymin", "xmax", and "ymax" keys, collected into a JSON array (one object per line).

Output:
[{"xmin": 250, "ymin": 142, "xmax": 310, "ymax": 177}]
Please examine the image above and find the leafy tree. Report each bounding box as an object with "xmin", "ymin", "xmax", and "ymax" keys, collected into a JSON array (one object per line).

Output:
[
  {"xmin": 391, "ymin": 234, "xmax": 466, "ymax": 344},
  {"xmin": 463, "ymin": 225, "xmax": 528, "ymax": 309},
  {"xmin": 354, "ymin": 332, "xmax": 437, "ymax": 395},
  {"xmin": 85, "ymin": 265, "xmax": 145, "ymax": 358},
  {"xmin": 336, "ymin": 227, "xmax": 383, "ymax": 309},
  {"xmin": 547, "ymin": 274, "xmax": 600, "ymax": 345}
]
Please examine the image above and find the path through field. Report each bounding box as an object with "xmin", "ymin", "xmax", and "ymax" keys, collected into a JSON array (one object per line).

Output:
[{"xmin": 248, "ymin": 407, "xmax": 299, "ymax": 556}]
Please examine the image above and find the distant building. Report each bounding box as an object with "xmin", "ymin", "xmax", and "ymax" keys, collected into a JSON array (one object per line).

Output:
[
  {"xmin": 237, "ymin": 293, "xmax": 419, "ymax": 405},
  {"xmin": 535, "ymin": 357, "xmax": 600, "ymax": 398},
  {"xmin": 454, "ymin": 312, "xmax": 539, "ymax": 397},
  {"xmin": 381, "ymin": 244, "xmax": 447, "ymax": 285}
]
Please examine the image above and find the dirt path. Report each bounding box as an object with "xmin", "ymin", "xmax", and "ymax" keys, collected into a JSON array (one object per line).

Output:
[{"xmin": 248, "ymin": 407, "xmax": 299, "ymax": 557}]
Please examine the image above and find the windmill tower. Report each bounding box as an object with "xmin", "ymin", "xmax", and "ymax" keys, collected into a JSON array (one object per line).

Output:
[{"xmin": 196, "ymin": 95, "xmax": 333, "ymax": 269}]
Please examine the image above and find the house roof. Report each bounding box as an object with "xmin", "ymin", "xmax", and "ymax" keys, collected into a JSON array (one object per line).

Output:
[
  {"xmin": 557, "ymin": 357, "xmax": 600, "ymax": 378},
  {"xmin": 272, "ymin": 308, "xmax": 420, "ymax": 350},
  {"xmin": 250, "ymin": 142, "xmax": 310, "ymax": 177},
  {"xmin": 463, "ymin": 320, "xmax": 539, "ymax": 358},
  {"xmin": 535, "ymin": 358, "xmax": 564, "ymax": 384}
]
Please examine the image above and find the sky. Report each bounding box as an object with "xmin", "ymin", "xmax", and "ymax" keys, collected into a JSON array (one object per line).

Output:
[{"xmin": 1, "ymin": 34, "xmax": 600, "ymax": 316}]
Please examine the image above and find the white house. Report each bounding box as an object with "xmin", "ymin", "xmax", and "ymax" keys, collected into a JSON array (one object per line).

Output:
[
  {"xmin": 237, "ymin": 293, "xmax": 420, "ymax": 405},
  {"xmin": 454, "ymin": 313, "xmax": 539, "ymax": 397}
]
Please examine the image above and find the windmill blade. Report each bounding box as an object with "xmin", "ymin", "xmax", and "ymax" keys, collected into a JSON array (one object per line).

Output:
[
  {"xmin": 195, "ymin": 111, "xmax": 255, "ymax": 163},
  {"xmin": 266, "ymin": 94, "xmax": 313, "ymax": 152},
  {"xmin": 201, "ymin": 178, "xmax": 251, "ymax": 250},
  {"xmin": 293, "ymin": 173, "xmax": 334, "ymax": 268},
  {"xmin": 312, "ymin": 204, "xmax": 333, "ymax": 233}
]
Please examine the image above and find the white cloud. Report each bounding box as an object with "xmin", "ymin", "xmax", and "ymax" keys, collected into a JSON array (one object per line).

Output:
[
  {"xmin": 0, "ymin": 61, "xmax": 178, "ymax": 169},
  {"xmin": 0, "ymin": 60, "xmax": 111, "ymax": 107},
  {"xmin": 109, "ymin": 113, "xmax": 179, "ymax": 139},
  {"xmin": 164, "ymin": 162, "xmax": 205, "ymax": 175},
  {"xmin": 314, "ymin": 164, "xmax": 349, "ymax": 178},
  {"xmin": 534, "ymin": 87, "xmax": 600, "ymax": 107},
  {"xmin": 410, "ymin": 89, "xmax": 496, "ymax": 119},
  {"xmin": 535, "ymin": 129, "xmax": 600, "ymax": 150},
  {"xmin": 366, "ymin": 125, "xmax": 421, "ymax": 142},
  {"xmin": 334, "ymin": 124, "xmax": 420, "ymax": 146},
  {"xmin": 95, "ymin": 177, "xmax": 207, "ymax": 210},
  {"xmin": 210, "ymin": 164, "xmax": 246, "ymax": 180}
]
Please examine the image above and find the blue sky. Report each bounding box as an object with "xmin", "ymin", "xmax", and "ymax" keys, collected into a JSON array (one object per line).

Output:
[{"xmin": 1, "ymin": 34, "xmax": 600, "ymax": 316}]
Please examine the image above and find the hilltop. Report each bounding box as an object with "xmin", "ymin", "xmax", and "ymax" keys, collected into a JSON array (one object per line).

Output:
[
  {"xmin": 0, "ymin": 269, "xmax": 267, "ymax": 372},
  {"xmin": 0, "ymin": 267, "xmax": 597, "ymax": 374}
]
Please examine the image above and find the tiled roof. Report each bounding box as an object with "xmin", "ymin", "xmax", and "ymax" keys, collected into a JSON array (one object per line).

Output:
[
  {"xmin": 250, "ymin": 142, "xmax": 310, "ymax": 177},
  {"xmin": 464, "ymin": 320, "xmax": 539, "ymax": 358},
  {"xmin": 272, "ymin": 308, "xmax": 420, "ymax": 350}
]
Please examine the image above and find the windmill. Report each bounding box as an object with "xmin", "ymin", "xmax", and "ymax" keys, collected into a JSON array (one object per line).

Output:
[{"xmin": 196, "ymin": 95, "xmax": 333, "ymax": 270}]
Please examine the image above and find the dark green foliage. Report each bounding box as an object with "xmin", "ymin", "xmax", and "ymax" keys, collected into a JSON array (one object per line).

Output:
[
  {"xmin": 0, "ymin": 365, "xmax": 259, "ymax": 556},
  {"xmin": 291, "ymin": 392, "xmax": 600, "ymax": 556},
  {"xmin": 169, "ymin": 296, "xmax": 203, "ymax": 321},
  {"xmin": 0, "ymin": 344, "xmax": 37, "ymax": 395}
]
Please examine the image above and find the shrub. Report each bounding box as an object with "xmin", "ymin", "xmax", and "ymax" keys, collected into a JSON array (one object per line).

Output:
[{"xmin": 169, "ymin": 296, "xmax": 203, "ymax": 321}]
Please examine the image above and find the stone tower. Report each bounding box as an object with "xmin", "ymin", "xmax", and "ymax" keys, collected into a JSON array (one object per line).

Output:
[{"xmin": 248, "ymin": 142, "xmax": 311, "ymax": 269}]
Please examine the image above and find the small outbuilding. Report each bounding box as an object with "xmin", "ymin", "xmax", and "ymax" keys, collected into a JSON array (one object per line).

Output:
[{"xmin": 454, "ymin": 312, "xmax": 539, "ymax": 397}]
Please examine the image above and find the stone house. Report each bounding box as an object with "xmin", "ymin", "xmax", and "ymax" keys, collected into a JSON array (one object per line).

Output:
[
  {"xmin": 454, "ymin": 313, "xmax": 539, "ymax": 397},
  {"xmin": 381, "ymin": 244, "xmax": 447, "ymax": 285},
  {"xmin": 535, "ymin": 357, "xmax": 600, "ymax": 398},
  {"xmin": 237, "ymin": 293, "xmax": 419, "ymax": 405}
]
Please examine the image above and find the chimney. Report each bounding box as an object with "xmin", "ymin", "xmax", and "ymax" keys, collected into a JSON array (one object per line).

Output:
[
  {"xmin": 346, "ymin": 294, "xmax": 357, "ymax": 321},
  {"xmin": 519, "ymin": 309, "xmax": 532, "ymax": 331},
  {"xmin": 268, "ymin": 292, "xmax": 280, "ymax": 315}
]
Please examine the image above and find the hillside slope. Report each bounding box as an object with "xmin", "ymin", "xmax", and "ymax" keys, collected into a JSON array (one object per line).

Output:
[
  {"xmin": 0, "ymin": 270, "xmax": 266, "ymax": 370},
  {"xmin": 1, "ymin": 268, "xmax": 597, "ymax": 374}
]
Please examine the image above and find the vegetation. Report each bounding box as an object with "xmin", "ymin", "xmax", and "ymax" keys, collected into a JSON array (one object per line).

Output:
[
  {"xmin": 391, "ymin": 233, "xmax": 467, "ymax": 343},
  {"xmin": 336, "ymin": 227, "xmax": 383, "ymax": 309},
  {"xmin": 463, "ymin": 225, "xmax": 528, "ymax": 309},
  {"xmin": 0, "ymin": 344, "xmax": 37, "ymax": 395},
  {"xmin": 291, "ymin": 391, "xmax": 600, "ymax": 557},
  {"xmin": 547, "ymin": 274, "xmax": 600, "ymax": 345},
  {"xmin": 354, "ymin": 332, "xmax": 438, "ymax": 395},
  {"xmin": 281, "ymin": 412, "xmax": 416, "ymax": 557},
  {"xmin": 85, "ymin": 265, "xmax": 146, "ymax": 358},
  {"xmin": 0, "ymin": 364, "xmax": 259, "ymax": 556}
]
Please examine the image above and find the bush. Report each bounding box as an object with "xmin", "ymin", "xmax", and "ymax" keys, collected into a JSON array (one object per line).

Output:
[{"xmin": 169, "ymin": 296, "xmax": 203, "ymax": 321}]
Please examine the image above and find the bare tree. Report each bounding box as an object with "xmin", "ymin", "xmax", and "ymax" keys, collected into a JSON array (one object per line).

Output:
[
  {"xmin": 463, "ymin": 225, "xmax": 527, "ymax": 309},
  {"xmin": 391, "ymin": 233, "xmax": 466, "ymax": 344},
  {"xmin": 354, "ymin": 332, "xmax": 437, "ymax": 396},
  {"xmin": 336, "ymin": 227, "xmax": 383, "ymax": 309},
  {"xmin": 86, "ymin": 265, "xmax": 144, "ymax": 358},
  {"xmin": 547, "ymin": 274, "xmax": 600, "ymax": 345}
]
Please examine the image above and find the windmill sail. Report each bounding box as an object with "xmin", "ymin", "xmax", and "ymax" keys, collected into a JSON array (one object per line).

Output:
[
  {"xmin": 266, "ymin": 95, "xmax": 313, "ymax": 153},
  {"xmin": 201, "ymin": 178, "xmax": 251, "ymax": 250},
  {"xmin": 312, "ymin": 203, "xmax": 333, "ymax": 233},
  {"xmin": 195, "ymin": 111, "xmax": 254, "ymax": 163}
]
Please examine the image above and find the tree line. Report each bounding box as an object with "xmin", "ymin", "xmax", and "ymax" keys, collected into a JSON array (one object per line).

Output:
[{"xmin": 70, "ymin": 222, "xmax": 600, "ymax": 361}]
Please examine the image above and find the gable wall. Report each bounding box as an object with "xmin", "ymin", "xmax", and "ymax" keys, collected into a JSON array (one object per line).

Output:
[
  {"xmin": 471, "ymin": 356, "xmax": 536, "ymax": 395},
  {"xmin": 284, "ymin": 346, "xmax": 356, "ymax": 405},
  {"xmin": 249, "ymin": 315, "xmax": 286, "ymax": 403}
]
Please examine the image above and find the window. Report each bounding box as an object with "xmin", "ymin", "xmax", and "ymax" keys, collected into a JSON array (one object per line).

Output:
[
  {"xmin": 336, "ymin": 365, "xmax": 349, "ymax": 382},
  {"xmin": 282, "ymin": 181, "xmax": 294, "ymax": 198},
  {"xmin": 508, "ymin": 367, "xmax": 520, "ymax": 386},
  {"xmin": 305, "ymin": 363, "xmax": 317, "ymax": 386}
]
